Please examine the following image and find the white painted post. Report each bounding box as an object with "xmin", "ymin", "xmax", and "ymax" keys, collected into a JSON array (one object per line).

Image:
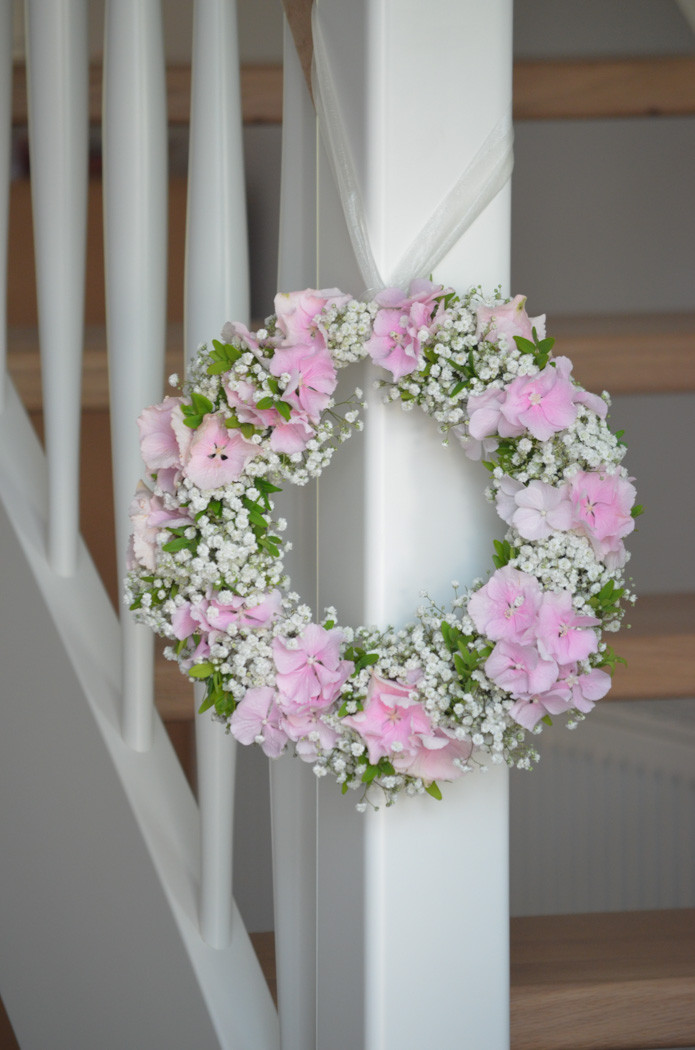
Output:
[
  {"xmin": 312, "ymin": 2, "xmax": 513, "ymax": 1047},
  {"xmin": 24, "ymin": 0, "xmax": 88, "ymax": 576},
  {"xmin": 185, "ymin": 0, "xmax": 249, "ymax": 949},
  {"xmin": 269, "ymin": 17, "xmax": 320, "ymax": 1049},
  {"xmin": 0, "ymin": 0, "xmax": 11, "ymax": 412},
  {"xmin": 103, "ymin": 0, "xmax": 168, "ymax": 754}
]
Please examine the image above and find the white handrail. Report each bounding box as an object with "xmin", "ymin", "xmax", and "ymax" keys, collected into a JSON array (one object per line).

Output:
[
  {"xmin": 103, "ymin": 0, "xmax": 168, "ymax": 753},
  {"xmin": 0, "ymin": 2, "xmax": 11, "ymax": 413},
  {"xmin": 24, "ymin": 0, "xmax": 88, "ymax": 576},
  {"xmin": 186, "ymin": 0, "xmax": 249, "ymax": 950}
]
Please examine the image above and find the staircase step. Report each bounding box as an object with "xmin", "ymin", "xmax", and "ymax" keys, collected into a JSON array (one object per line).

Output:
[
  {"xmin": 551, "ymin": 313, "xmax": 695, "ymax": 396},
  {"xmin": 510, "ymin": 909, "xmax": 695, "ymax": 1050},
  {"xmin": 610, "ymin": 593, "xmax": 695, "ymax": 701},
  {"xmin": 513, "ymin": 55, "xmax": 695, "ymax": 121},
  {"xmin": 242, "ymin": 911, "xmax": 695, "ymax": 1050},
  {"xmin": 12, "ymin": 56, "xmax": 695, "ymax": 127}
]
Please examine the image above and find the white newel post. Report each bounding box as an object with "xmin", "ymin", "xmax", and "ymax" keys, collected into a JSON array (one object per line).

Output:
[
  {"xmin": 311, "ymin": 2, "xmax": 513, "ymax": 1048},
  {"xmin": 185, "ymin": 0, "xmax": 249, "ymax": 949}
]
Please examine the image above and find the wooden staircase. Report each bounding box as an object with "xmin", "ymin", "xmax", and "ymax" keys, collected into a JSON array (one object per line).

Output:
[{"xmin": 5, "ymin": 48, "xmax": 695, "ymax": 1050}]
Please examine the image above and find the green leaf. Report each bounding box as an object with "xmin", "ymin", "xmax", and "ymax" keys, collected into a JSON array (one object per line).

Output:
[
  {"xmin": 450, "ymin": 380, "xmax": 467, "ymax": 397},
  {"xmin": 191, "ymin": 391, "xmax": 214, "ymax": 416},
  {"xmin": 453, "ymin": 653, "xmax": 467, "ymax": 678},
  {"xmin": 207, "ymin": 361, "xmax": 230, "ymax": 375},
  {"xmin": 256, "ymin": 396, "xmax": 275, "ymax": 410},
  {"xmin": 514, "ymin": 336, "xmax": 536, "ymax": 355},
  {"xmin": 188, "ymin": 662, "xmax": 214, "ymax": 679},
  {"xmin": 324, "ymin": 619, "xmax": 335, "ymax": 630},
  {"xmin": 197, "ymin": 695, "xmax": 215, "ymax": 714},
  {"xmin": 425, "ymin": 781, "xmax": 442, "ymax": 801},
  {"xmin": 341, "ymin": 782, "xmax": 349, "ymax": 795},
  {"xmin": 540, "ymin": 714, "xmax": 553, "ymax": 727},
  {"xmin": 239, "ymin": 422, "xmax": 256, "ymax": 439},
  {"xmin": 361, "ymin": 764, "xmax": 379, "ymax": 784},
  {"xmin": 276, "ymin": 400, "xmax": 292, "ymax": 422},
  {"xmin": 183, "ymin": 414, "xmax": 203, "ymax": 429},
  {"xmin": 631, "ymin": 504, "xmax": 644, "ymax": 518},
  {"xmin": 162, "ymin": 536, "xmax": 192, "ymax": 553}
]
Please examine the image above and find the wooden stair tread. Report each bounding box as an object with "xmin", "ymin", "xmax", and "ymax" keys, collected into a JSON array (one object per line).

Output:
[
  {"xmin": 610, "ymin": 593, "xmax": 695, "ymax": 700},
  {"xmin": 551, "ymin": 312, "xmax": 695, "ymax": 396},
  {"xmin": 511, "ymin": 909, "xmax": 695, "ymax": 1050},
  {"xmin": 250, "ymin": 912, "xmax": 695, "ymax": 1050},
  {"xmin": 12, "ymin": 56, "xmax": 695, "ymax": 126}
]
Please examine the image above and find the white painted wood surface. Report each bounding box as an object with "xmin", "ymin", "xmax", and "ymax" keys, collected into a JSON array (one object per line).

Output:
[
  {"xmin": 24, "ymin": 0, "xmax": 88, "ymax": 576},
  {"xmin": 103, "ymin": 0, "xmax": 168, "ymax": 752},
  {"xmin": 274, "ymin": 2, "xmax": 514, "ymax": 1046},
  {"xmin": 185, "ymin": 0, "xmax": 250, "ymax": 950}
]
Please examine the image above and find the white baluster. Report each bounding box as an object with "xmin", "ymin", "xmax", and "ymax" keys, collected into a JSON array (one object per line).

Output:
[
  {"xmin": 313, "ymin": 1, "xmax": 513, "ymax": 1047},
  {"xmin": 0, "ymin": 0, "xmax": 11, "ymax": 412},
  {"xmin": 103, "ymin": 0, "xmax": 168, "ymax": 753},
  {"xmin": 25, "ymin": 0, "xmax": 88, "ymax": 576},
  {"xmin": 270, "ymin": 17, "xmax": 320, "ymax": 1049},
  {"xmin": 186, "ymin": 0, "xmax": 249, "ymax": 949}
]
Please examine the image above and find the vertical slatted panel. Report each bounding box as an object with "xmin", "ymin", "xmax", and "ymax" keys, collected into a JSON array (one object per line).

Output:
[
  {"xmin": 102, "ymin": 0, "xmax": 168, "ymax": 752},
  {"xmin": 0, "ymin": 1, "xmax": 11, "ymax": 411},
  {"xmin": 185, "ymin": 0, "xmax": 249, "ymax": 949},
  {"xmin": 24, "ymin": 0, "xmax": 88, "ymax": 575}
]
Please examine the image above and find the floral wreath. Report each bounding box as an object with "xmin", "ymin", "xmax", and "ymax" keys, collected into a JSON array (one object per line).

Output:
[{"xmin": 126, "ymin": 281, "xmax": 639, "ymax": 808}]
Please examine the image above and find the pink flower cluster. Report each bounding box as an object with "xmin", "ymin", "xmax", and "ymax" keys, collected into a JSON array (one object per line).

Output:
[
  {"xmin": 364, "ymin": 279, "xmax": 444, "ymax": 380},
  {"xmin": 343, "ymin": 672, "xmax": 472, "ymax": 782},
  {"xmin": 496, "ymin": 470, "xmax": 636, "ymax": 567},
  {"xmin": 127, "ymin": 480, "xmax": 193, "ymax": 571},
  {"xmin": 468, "ymin": 566, "xmax": 611, "ymax": 729},
  {"xmin": 229, "ymin": 623, "xmax": 352, "ymax": 759},
  {"xmin": 174, "ymin": 590, "xmax": 282, "ymax": 670},
  {"xmin": 229, "ymin": 623, "xmax": 472, "ymax": 784}
]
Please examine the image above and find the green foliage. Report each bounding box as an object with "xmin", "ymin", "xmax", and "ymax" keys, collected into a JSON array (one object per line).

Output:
[
  {"xmin": 425, "ymin": 781, "xmax": 442, "ymax": 800},
  {"xmin": 345, "ymin": 645, "xmax": 379, "ymax": 674},
  {"xmin": 589, "ymin": 579, "xmax": 625, "ymax": 620},
  {"xmin": 597, "ymin": 645, "xmax": 627, "ymax": 675},
  {"xmin": 206, "ymin": 339, "xmax": 243, "ymax": 376},
  {"xmin": 514, "ymin": 327, "xmax": 556, "ymax": 370},
  {"xmin": 492, "ymin": 539, "xmax": 517, "ymax": 569}
]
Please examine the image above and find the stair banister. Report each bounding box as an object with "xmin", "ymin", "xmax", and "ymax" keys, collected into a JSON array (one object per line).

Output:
[
  {"xmin": 185, "ymin": 0, "xmax": 250, "ymax": 950},
  {"xmin": 272, "ymin": 1, "xmax": 513, "ymax": 1046},
  {"xmin": 25, "ymin": 0, "xmax": 88, "ymax": 577},
  {"xmin": 103, "ymin": 0, "xmax": 168, "ymax": 753}
]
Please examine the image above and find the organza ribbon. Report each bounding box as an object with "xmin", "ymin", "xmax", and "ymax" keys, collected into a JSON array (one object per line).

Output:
[{"xmin": 311, "ymin": 5, "xmax": 514, "ymax": 292}]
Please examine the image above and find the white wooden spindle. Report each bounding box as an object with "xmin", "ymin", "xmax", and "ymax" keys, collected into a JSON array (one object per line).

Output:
[
  {"xmin": 0, "ymin": 0, "xmax": 11, "ymax": 412},
  {"xmin": 103, "ymin": 0, "xmax": 168, "ymax": 753},
  {"xmin": 25, "ymin": 0, "xmax": 88, "ymax": 576},
  {"xmin": 311, "ymin": 2, "xmax": 513, "ymax": 1047},
  {"xmin": 185, "ymin": 0, "xmax": 249, "ymax": 949},
  {"xmin": 269, "ymin": 17, "xmax": 321, "ymax": 1049}
]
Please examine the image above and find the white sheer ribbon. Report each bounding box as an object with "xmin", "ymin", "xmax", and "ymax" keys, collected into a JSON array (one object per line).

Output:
[{"xmin": 311, "ymin": 5, "xmax": 514, "ymax": 292}]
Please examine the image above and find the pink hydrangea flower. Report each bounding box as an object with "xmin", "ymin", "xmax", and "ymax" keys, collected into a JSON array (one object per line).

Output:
[
  {"xmin": 536, "ymin": 591, "xmax": 600, "ymax": 664},
  {"xmin": 128, "ymin": 481, "xmax": 191, "ymax": 570},
  {"xmin": 467, "ymin": 386, "xmax": 527, "ymax": 441},
  {"xmin": 364, "ymin": 300, "xmax": 434, "ymax": 381},
  {"xmin": 554, "ymin": 356, "xmax": 607, "ymax": 419},
  {"xmin": 269, "ymin": 344, "xmax": 337, "ymax": 422},
  {"xmin": 511, "ymin": 480, "xmax": 573, "ymax": 540},
  {"xmin": 494, "ymin": 475, "xmax": 524, "ymax": 524},
  {"xmin": 229, "ymin": 687, "xmax": 288, "ymax": 758},
  {"xmin": 391, "ymin": 728, "xmax": 472, "ymax": 783},
  {"xmin": 568, "ymin": 470, "xmax": 636, "ymax": 544},
  {"xmin": 273, "ymin": 624, "xmax": 353, "ymax": 711},
  {"xmin": 137, "ymin": 397, "xmax": 185, "ymax": 472},
  {"xmin": 274, "ymin": 288, "xmax": 351, "ymax": 345},
  {"xmin": 557, "ymin": 664, "xmax": 612, "ymax": 712},
  {"xmin": 452, "ymin": 423, "xmax": 499, "ymax": 462},
  {"xmin": 182, "ymin": 413, "xmax": 260, "ymax": 490},
  {"xmin": 281, "ymin": 708, "xmax": 339, "ymax": 757},
  {"xmin": 475, "ymin": 294, "xmax": 546, "ymax": 346},
  {"xmin": 500, "ymin": 366, "xmax": 577, "ymax": 442},
  {"xmin": 467, "ymin": 567, "xmax": 543, "ymax": 644},
  {"xmin": 172, "ymin": 590, "xmax": 281, "ymax": 643},
  {"xmin": 268, "ymin": 414, "xmax": 315, "ymax": 454},
  {"xmin": 224, "ymin": 379, "xmax": 280, "ymax": 429},
  {"xmin": 342, "ymin": 673, "xmax": 432, "ymax": 766},
  {"xmin": 374, "ymin": 278, "xmax": 444, "ymax": 311},
  {"xmin": 220, "ymin": 319, "xmax": 266, "ymax": 354},
  {"xmin": 484, "ymin": 640, "xmax": 558, "ymax": 697},
  {"xmin": 509, "ymin": 686, "xmax": 574, "ymax": 730}
]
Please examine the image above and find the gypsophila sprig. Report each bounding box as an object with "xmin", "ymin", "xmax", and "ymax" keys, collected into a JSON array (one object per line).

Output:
[{"xmin": 127, "ymin": 283, "xmax": 638, "ymax": 808}]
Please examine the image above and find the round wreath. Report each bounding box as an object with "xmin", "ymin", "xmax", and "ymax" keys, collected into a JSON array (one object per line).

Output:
[{"xmin": 126, "ymin": 281, "xmax": 639, "ymax": 808}]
